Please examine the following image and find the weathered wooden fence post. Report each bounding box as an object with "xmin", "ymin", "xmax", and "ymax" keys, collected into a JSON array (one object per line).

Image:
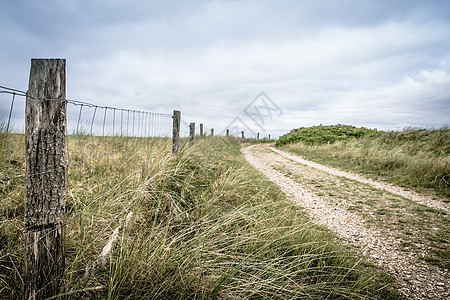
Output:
[
  {"xmin": 226, "ymin": 129, "xmax": 229, "ymax": 137},
  {"xmin": 200, "ymin": 123, "xmax": 203, "ymax": 137},
  {"xmin": 172, "ymin": 110, "xmax": 181, "ymax": 153},
  {"xmin": 241, "ymin": 131, "xmax": 245, "ymax": 139},
  {"xmin": 189, "ymin": 122, "xmax": 195, "ymax": 145},
  {"xmin": 269, "ymin": 134, "xmax": 271, "ymax": 140},
  {"xmin": 257, "ymin": 133, "xmax": 259, "ymax": 140},
  {"xmin": 211, "ymin": 128, "xmax": 214, "ymax": 136},
  {"xmin": 24, "ymin": 58, "xmax": 66, "ymax": 300}
]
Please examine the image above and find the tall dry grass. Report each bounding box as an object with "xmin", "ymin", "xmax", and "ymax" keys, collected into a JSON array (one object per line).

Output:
[{"xmin": 1, "ymin": 132, "xmax": 403, "ymax": 299}]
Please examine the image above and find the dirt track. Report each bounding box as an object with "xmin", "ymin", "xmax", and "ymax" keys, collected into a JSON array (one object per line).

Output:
[{"xmin": 242, "ymin": 144, "xmax": 449, "ymax": 300}]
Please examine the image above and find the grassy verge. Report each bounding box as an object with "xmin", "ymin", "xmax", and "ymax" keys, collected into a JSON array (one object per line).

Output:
[
  {"xmin": 279, "ymin": 127, "xmax": 449, "ymax": 199},
  {"xmin": 1, "ymin": 133, "xmax": 403, "ymax": 299}
]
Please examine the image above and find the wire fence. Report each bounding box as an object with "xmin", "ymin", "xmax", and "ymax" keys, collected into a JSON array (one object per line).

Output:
[
  {"xmin": 0, "ymin": 84, "xmax": 176, "ymax": 299},
  {"xmin": 180, "ymin": 119, "xmax": 191, "ymax": 138},
  {"xmin": 0, "ymin": 54, "xmax": 264, "ymax": 299}
]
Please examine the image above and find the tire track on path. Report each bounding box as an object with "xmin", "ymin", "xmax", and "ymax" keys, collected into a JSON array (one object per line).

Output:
[
  {"xmin": 269, "ymin": 146, "xmax": 449, "ymax": 213},
  {"xmin": 242, "ymin": 144, "xmax": 449, "ymax": 300}
]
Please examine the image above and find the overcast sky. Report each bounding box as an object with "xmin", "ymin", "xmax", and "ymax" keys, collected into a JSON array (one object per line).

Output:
[{"xmin": 1, "ymin": 0, "xmax": 449, "ymax": 137}]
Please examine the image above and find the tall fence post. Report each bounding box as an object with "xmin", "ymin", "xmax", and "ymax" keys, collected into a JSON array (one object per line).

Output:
[
  {"xmin": 24, "ymin": 58, "xmax": 66, "ymax": 300},
  {"xmin": 226, "ymin": 129, "xmax": 229, "ymax": 137},
  {"xmin": 257, "ymin": 133, "xmax": 259, "ymax": 140},
  {"xmin": 241, "ymin": 131, "xmax": 245, "ymax": 139},
  {"xmin": 211, "ymin": 128, "xmax": 214, "ymax": 136},
  {"xmin": 200, "ymin": 123, "xmax": 203, "ymax": 137},
  {"xmin": 172, "ymin": 110, "xmax": 181, "ymax": 153},
  {"xmin": 189, "ymin": 122, "xmax": 195, "ymax": 145}
]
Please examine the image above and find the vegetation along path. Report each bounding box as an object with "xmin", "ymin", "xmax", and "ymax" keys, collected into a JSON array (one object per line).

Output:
[{"xmin": 242, "ymin": 144, "xmax": 449, "ymax": 300}]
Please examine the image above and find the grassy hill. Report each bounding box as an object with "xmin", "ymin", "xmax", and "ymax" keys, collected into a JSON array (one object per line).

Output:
[{"xmin": 276, "ymin": 124, "xmax": 379, "ymax": 146}]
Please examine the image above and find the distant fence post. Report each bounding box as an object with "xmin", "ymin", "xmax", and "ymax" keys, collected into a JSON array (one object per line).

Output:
[
  {"xmin": 189, "ymin": 122, "xmax": 195, "ymax": 145},
  {"xmin": 211, "ymin": 128, "xmax": 214, "ymax": 136},
  {"xmin": 226, "ymin": 129, "xmax": 229, "ymax": 136},
  {"xmin": 241, "ymin": 131, "xmax": 245, "ymax": 138},
  {"xmin": 200, "ymin": 123, "xmax": 203, "ymax": 137},
  {"xmin": 172, "ymin": 110, "xmax": 181, "ymax": 153},
  {"xmin": 24, "ymin": 58, "xmax": 66, "ymax": 300},
  {"xmin": 269, "ymin": 134, "xmax": 271, "ymax": 140},
  {"xmin": 257, "ymin": 133, "xmax": 259, "ymax": 140}
]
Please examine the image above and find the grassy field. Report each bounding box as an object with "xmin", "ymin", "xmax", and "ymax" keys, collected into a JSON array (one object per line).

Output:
[
  {"xmin": 0, "ymin": 130, "xmax": 404, "ymax": 299},
  {"xmin": 278, "ymin": 126, "xmax": 450, "ymax": 199}
]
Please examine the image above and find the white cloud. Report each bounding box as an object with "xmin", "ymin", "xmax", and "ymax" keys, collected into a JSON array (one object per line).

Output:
[{"xmin": 1, "ymin": 0, "xmax": 449, "ymax": 136}]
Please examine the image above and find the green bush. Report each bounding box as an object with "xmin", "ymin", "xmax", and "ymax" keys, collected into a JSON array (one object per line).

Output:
[{"xmin": 276, "ymin": 125, "xmax": 380, "ymax": 146}]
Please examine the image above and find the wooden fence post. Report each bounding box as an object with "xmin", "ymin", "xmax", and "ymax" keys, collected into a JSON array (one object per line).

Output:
[
  {"xmin": 241, "ymin": 131, "xmax": 245, "ymax": 138},
  {"xmin": 257, "ymin": 133, "xmax": 259, "ymax": 140},
  {"xmin": 269, "ymin": 134, "xmax": 271, "ymax": 140},
  {"xmin": 226, "ymin": 129, "xmax": 229, "ymax": 137},
  {"xmin": 189, "ymin": 122, "xmax": 195, "ymax": 145},
  {"xmin": 24, "ymin": 58, "xmax": 66, "ymax": 300},
  {"xmin": 210, "ymin": 128, "xmax": 214, "ymax": 136},
  {"xmin": 172, "ymin": 110, "xmax": 181, "ymax": 153},
  {"xmin": 200, "ymin": 123, "xmax": 203, "ymax": 137}
]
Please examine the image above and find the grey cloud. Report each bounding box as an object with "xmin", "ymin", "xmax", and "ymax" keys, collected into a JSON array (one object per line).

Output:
[{"xmin": 1, "ymin": 0, "xmax": 449, "ymax": 134}]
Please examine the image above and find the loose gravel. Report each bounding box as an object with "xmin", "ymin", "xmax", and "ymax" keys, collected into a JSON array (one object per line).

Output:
[
  {"xmin": 270, "ymin": 146, "xmax": 449, "ymax": 213},
  {"xmin": 242, "ymin": 144, "xmax": 449, "ymax": 300}
]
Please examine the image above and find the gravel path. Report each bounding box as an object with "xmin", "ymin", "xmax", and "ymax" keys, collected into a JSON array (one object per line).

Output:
[
  {"xmin": 242, "ymin": 144, "xmax": 449, "ymax": 300},
  {"xmin": 269, "ymin": 146, "xmax": 449, "ymax": 213}
]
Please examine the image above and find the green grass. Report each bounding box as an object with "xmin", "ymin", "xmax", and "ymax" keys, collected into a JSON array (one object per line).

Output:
[
  {"xmin": 279, "ymin": 127, "xmax": 450, "ymax": 199},
  {"xmin": 0, "ymin": 132, "xmax": 403, "ymax": 299},
  {"xmin": 276, "ymin": 124, "xmax": 380, "ymax": 146}
]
